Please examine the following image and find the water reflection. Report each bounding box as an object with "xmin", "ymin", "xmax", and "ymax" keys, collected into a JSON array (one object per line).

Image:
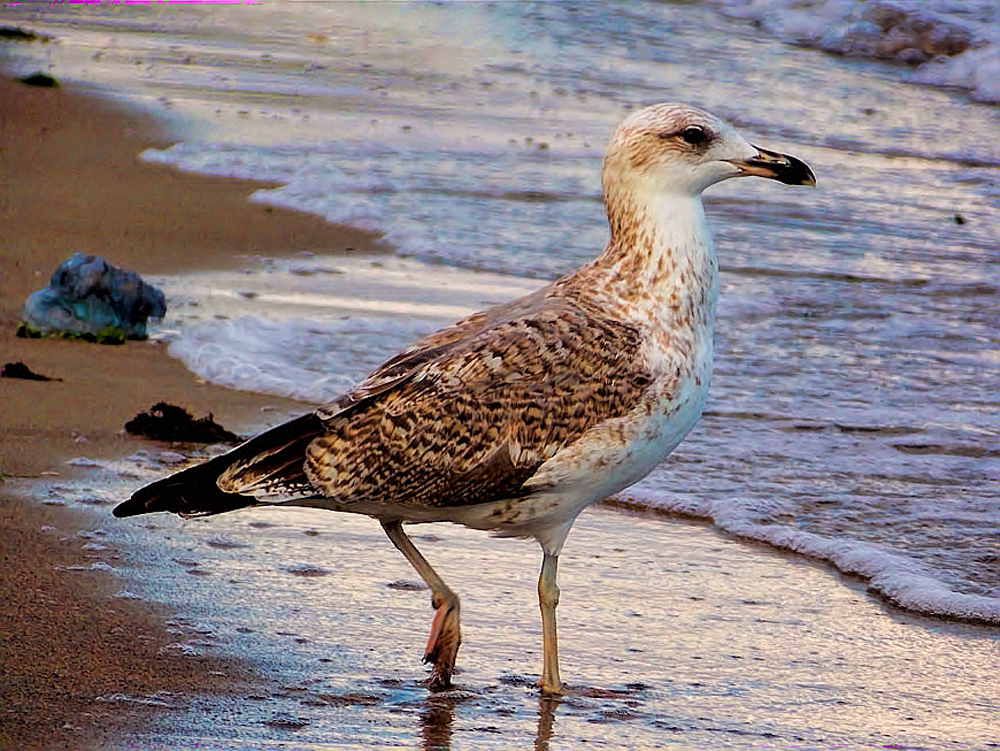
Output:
[
  {"xmin": 419, "ymin": 692, "xmax": 460, "ymax": 750},
  {"xmin": 534, "ymin": 695, "xmax": 560, "ymax": 751},
  {"xmin": 416, "ymin": 689, "xmax": 562, "ymax": 751}
]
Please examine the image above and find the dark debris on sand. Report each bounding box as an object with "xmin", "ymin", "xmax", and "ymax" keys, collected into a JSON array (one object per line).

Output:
[
  {"xmin": 1, "ymin": 361, "xmax": 60, "ymax": 381},
  {"xmin": 125, "ymin": 402, "xmax": 243, "ymax": 444},
  {"xmin": 15, "ymin": 71, "xmax": 59, "ymax": 88}
]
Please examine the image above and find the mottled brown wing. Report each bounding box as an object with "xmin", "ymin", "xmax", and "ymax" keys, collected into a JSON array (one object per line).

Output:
[
  {"xmin": 315, "ymin": 287, "xmax": 552, "ymax": 422},
  {"xmin": 304, "ymin": 298, "xmax": 651, "ymax": 510},
  {"xmin": 214, "ymin": 290, "xmax": 554, "ymax": 500}
]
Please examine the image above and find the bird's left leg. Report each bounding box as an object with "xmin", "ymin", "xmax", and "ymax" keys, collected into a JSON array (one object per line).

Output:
[{"xmin": 381, "ymin": 519, "xmax": 461, "ymax": 690}]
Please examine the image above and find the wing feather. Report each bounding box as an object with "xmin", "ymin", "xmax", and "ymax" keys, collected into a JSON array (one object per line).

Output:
[
  {"xmin": 117, "ymin": 286, "xmax": 652, "ymax": 520},
  {"xmin": 304, "ymin": 295, "xmax": 651, "ymax": 509}
]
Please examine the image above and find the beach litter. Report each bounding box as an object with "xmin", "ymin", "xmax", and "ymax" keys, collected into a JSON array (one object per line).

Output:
[
  {"xmin": 125, "ymin": 402, "xmax": 243, "ymax": 444},
  {"xmin": 18, "ymin": 252, "xmax": 166, "ymax": 344},
  {"xmin": 15, "ymin": 71, "xmax": 58, "ymax": 87},
  {"xmin": 1, "ymin": 361, "xmax": 60, "ymax": 381}
]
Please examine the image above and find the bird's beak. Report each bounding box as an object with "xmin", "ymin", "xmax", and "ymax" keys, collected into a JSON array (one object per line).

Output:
[{"xmin": 728, "ymin": 146, "xmax": 816, "ymax": 187}]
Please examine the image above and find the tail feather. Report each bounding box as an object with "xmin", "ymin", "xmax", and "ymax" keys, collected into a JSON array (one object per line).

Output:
[{"xmin": 114, "ymin": 413, "xmax": 324, "ymax": 519}]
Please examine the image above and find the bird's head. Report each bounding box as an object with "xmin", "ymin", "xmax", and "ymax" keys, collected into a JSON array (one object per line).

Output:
[{"xmin": 603, "ymin": 103, "xmax": 816, "ymax": 198}]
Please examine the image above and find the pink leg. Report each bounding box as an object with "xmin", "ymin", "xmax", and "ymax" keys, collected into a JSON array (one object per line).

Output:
[{"xmin": 382, "ymin": 520, "xmax": 461, "ymax": 689}]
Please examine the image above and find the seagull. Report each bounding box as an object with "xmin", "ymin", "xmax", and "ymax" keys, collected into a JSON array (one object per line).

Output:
[{"xmin": 114, "ymin": 103, "xmax": 815, "ymax": 694}]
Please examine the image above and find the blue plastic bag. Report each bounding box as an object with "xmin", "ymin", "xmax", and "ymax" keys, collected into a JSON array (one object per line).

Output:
[{"xmin": 19, "ymin": 253, "xmax": 167, "ymax": 344}]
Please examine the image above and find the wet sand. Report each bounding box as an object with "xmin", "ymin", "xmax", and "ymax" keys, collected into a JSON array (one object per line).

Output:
[
  {"xmin": 0, "ymin": 74, "xmax": 380, "ymax": 478},
  {"xmin": 1, "ymin": 74, "xmax": 997, "ymax": 750},
  {"xmin": 0, "ymin": 73, "xmax": 371, "ymax": 748},
  {"xmin": 103, "ymin": 505, "xmax": 1000, "ymax": 748}
]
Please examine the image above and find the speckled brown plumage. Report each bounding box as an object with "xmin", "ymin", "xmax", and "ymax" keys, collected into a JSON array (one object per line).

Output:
[
  {"xmin": 116, "ymin": 104, "xmax": 768, "ymax": 523},
  {"xmin": 114, "ymin": 102, "xmax": 815, "ymax": 695},
  {"xmin": 299, "ymin": 294, "xmax": 650, "ymax": 510}
]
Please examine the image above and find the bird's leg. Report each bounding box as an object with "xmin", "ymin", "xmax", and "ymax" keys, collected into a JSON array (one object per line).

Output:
[
  {"xmin": 537, "ymin": 551, "xmax": 564, "ymax": 694},
  {"xmin": 381, "ymin": 519, "xmax": 461, "ymax": 690}
]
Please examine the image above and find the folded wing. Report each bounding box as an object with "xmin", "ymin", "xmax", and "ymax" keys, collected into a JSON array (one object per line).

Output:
[{"xmin": 115, "ymin": 291, "xmax": 650, "ymax": 519}]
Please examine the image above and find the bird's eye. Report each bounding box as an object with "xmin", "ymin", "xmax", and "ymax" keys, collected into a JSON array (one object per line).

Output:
[{"xmin": 679, "ymin": 125, "xmax": 709, "ymax": 146}]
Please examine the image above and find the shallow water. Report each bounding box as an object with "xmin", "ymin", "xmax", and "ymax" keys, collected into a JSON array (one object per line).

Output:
[
  {"xmin": 4, "ymin": 0, "xmax": 999, "ymax": 736},
  {"xmin": 23, "ymin": 467, "xmax": 1000, "ymax": 749}
]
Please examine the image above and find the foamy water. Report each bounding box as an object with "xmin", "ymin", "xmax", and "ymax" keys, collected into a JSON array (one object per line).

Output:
[
  {"xmin": 713, "ymin": 0, "xmax": 1000, "ymax": 103},
  {"xmin": 146, "ymin": 255, "xmax": 538, "ymax": 401},
  {"xmin": 6, "ymin": 0, "xmax": 998, "ymax": 634}
]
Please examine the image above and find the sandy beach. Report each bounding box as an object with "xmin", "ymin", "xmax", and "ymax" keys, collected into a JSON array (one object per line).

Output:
[
  {"xmin": 0, "ymin": 74, "xmax": 367, "ymax": 748},
  {"xmin": 2, "ymin": 72, "xmax": 998, "ymax": 750}
]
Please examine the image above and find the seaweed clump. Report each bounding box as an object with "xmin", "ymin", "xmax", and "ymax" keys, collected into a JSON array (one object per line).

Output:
[
  {"xmin": 0, "ymin": 361, "xmax": 60, "ymax": 381},
  {"xmin": 125, "ymin": 403, "xmax": 243, "ymax": 445},
  {"xmin": 16, "ymin": 71, "xmax": 59, "ymax": 88},
  {"xmin": 0, "ymin": 26, "xmax": 52, "ymax": 42}
]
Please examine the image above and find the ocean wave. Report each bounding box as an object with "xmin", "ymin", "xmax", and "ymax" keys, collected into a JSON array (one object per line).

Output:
[
  {"xmin": 714, "ymin": 0, "xmax": 1000, "ymax": 103},
  {"xmin": 613, "ymin": 489, "xmax": 1000, "ymax": 625}
]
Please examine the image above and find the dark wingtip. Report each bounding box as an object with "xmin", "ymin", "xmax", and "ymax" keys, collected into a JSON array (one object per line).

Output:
[
  {"xmin": 113, "ymin": 459, "xmax": 258, "ymax": 519},
  {"xmin": 112, "ymin": 500, "xmax": 133, "ymax": 518},
  {"xmin": 113, "ymin": 481, "xmax": 180, "ymax": 518},
  {"xmin": 113, "ymin": 495, "xmax": 147, "ymax": 518},
  {"xmin": 113, "ymin": 411, "xmax": 323, "ymax": 521}
]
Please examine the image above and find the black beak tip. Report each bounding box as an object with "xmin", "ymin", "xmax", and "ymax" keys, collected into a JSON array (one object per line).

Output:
[
  {"xmin": 781, "ymin": 154, "xmax": 817, "ymax": 187},
  {"xmin": 741, "ymin": 146, "xmax": 817, "ymax": 187}
]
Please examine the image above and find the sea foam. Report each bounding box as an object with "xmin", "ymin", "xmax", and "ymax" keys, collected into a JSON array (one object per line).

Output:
[{"xmin": 715, "ymin": 0, "xmax": 1000, "ymax": 102}]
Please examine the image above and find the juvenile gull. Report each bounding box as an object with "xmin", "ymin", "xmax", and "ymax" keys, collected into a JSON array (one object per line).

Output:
[{"xmin": 114, "ymin": 103, "xmax": 815, "ymax": 694}]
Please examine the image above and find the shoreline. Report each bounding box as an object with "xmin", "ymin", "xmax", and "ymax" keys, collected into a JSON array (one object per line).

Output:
[
  {"xmin": 0, "ymin": 74, "xmax": 387, "ymax": 478},
  {"xmin": 1, "ymin": 73, "xmax": 997, "ymax": 749},
  {"xmin": 0, "ymin": 73, "xmax": 375, "ymax": 748}
]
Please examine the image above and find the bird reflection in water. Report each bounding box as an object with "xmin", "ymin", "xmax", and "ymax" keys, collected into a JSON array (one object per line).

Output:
[{"xmin": 417, "ymin": 691, "xmax": 562, "ymax": 750}]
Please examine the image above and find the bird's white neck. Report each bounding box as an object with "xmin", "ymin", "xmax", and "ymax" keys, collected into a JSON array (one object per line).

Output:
[{"xmin": 572, "ymin": 185, "xmax": 720, "ymax": 333}]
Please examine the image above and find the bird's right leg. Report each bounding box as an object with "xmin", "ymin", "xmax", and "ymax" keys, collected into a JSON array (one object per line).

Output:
[
  {"xmin": 537, "ymin": 550, "xmax": 564, "ymax": 694},
  {"xmin": 381, "ymin": 519, "xmax": 461, "ymax": 690}
]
